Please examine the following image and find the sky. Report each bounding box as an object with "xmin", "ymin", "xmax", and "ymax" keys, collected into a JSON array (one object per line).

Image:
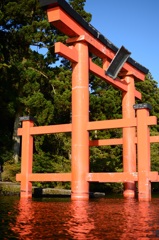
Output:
[{"xmin": 84, "ymin": 0, "xmax": 159, "ymax": 84}]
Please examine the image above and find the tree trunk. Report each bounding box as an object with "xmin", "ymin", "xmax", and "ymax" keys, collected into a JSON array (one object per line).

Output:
[{"xmin": 12, "ymin": 113, "xmax": 21, "ymax": 163}]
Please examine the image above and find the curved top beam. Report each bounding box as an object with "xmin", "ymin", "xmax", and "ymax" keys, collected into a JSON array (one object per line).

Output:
[{"xmin": 39, "ymin": 0, "xmax": 148, "ymax": 76}]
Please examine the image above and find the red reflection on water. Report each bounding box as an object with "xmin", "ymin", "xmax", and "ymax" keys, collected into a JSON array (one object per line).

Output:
[
  {"xmin": 11, "ymin": 199, "xmax": 95, "ymax": 239},
  {"xmin": 120, "ymin": 200, "xmax": 152, "ymax": 239},
  {"xmin": 66, "ymin": 201, "xmax": 95, "ymax": 239},
  {"xmin": 10, "ymin": 197, "xmax": 159, "ymax": 239},
  {"xmin": 11, "ymin": 198, "xmax": 35, "ymax": 239}
]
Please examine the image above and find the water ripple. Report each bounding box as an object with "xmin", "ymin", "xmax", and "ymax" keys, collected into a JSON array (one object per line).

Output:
[{"xmin": 1, "ymin": 196, "xmax": 159, "ymax": 239}]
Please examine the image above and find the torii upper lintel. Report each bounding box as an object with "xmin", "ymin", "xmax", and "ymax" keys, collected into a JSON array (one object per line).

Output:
[{"xmin": 39, "ymin": 0, "xmax": 148, "ymax": 81}]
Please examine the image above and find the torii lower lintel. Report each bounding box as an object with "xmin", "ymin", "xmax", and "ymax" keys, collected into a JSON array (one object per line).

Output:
[{"xmin": 54, "ymin": 41, "xmax": 142, "ymax": 98}]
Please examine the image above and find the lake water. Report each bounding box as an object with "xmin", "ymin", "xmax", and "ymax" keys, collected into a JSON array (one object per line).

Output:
[{"xmin": 1, "ymin": 195, "xmax": 159, "ymax": 239}]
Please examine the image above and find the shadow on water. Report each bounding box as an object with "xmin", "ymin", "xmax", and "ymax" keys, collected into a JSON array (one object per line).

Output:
[{"xmin": 1, "ymin": 195, "xmax": 159, "ymax": 239}]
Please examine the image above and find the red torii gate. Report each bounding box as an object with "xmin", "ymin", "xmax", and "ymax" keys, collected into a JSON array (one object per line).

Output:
[{"xmin": 16, "ymin": 0, "xmax": 159, "ymax": 201}]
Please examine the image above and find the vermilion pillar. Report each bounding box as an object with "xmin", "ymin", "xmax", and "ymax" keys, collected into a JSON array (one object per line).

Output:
[
  {"xmin": 71, "ymin": 41, "xmax": 89, "ymax": 200},
  {"xmin": 19, "ymin": 117, "xmax": 34, "ymax": 198},
  {"xmin": 122, "ymin": 74, "xmax": 136, "ymax": 198},
  {"xmin": 134, "ymin": 104, "xmax": 152, "ymax": 201}
]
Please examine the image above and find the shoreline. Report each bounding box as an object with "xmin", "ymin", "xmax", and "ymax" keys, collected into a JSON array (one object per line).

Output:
[
  {"xmin": 0, "ymin": 182, "xmax": 106, "ymax": 198},
  {"xmin": 0, "ymin": 182, "xmax": 72, "ymax": 197}
]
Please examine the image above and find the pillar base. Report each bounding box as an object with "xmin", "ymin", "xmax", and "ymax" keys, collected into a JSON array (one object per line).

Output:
[
  {"xmin": 20, "ymin": 191, "xmax": 32, "ymax": 198},
  {"xmin": 138, "ymin": 177, "xmax": 151, "ymax": 201},
  {"xmin": 123, "ymin": 190, "xmax": 135, "ymax": 198},
  {"xmin": 20, "ymin": 182, "xmax": 32, "ymax": 198},
  {"xmin": 138, "ymin": 194, "xmax": 151, "ymax": 202},
  {"xmin": 71, "ymin": 192, "xmax": 89, "ymax": 201},
  {"xmin": 123, "ymin": 182, "xmax": 136, "ymax": 198}
]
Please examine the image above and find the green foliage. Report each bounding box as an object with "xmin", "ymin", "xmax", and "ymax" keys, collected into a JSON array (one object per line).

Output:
[
  {"xmin": 33, "ymin": 133, "xmax": 71, "ymax": 172},
  {"xmin": 2, "ymin": 160, "xmax": 21, "ymax": 182},
  {"xmin": 69, "ymin": 0, "xmax": 92, "ymax": 22},
  {"xmin": 136, "ymin": 73, "xmax": 159, "ymax": 129},
  {"xmin": 0, "ymin": 0, "xmax": 69, "ymax": 162}
]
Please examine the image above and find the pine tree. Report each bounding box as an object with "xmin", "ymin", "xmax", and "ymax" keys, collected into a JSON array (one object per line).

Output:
[
  {"xmin": 69, "ymin": 0, "xmax": 92, "ymax": 22},
  {"xmin": 0, "ymin": 0, "xmax": 69, "ymax": 180},
  {"xmin": 0, "ymin": 0, "xmax": 92, "ymax": 185}
]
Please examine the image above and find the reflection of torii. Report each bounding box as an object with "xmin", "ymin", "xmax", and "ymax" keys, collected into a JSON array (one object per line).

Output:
[{"xmin": 67, "ymin": 201, "xmax": 95, "ymax": 239}]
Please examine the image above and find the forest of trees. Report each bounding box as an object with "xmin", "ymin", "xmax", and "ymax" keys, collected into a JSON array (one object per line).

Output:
[{"xmin": 1, "ymin": 0, "xmax": 159, "ymax": 192}]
